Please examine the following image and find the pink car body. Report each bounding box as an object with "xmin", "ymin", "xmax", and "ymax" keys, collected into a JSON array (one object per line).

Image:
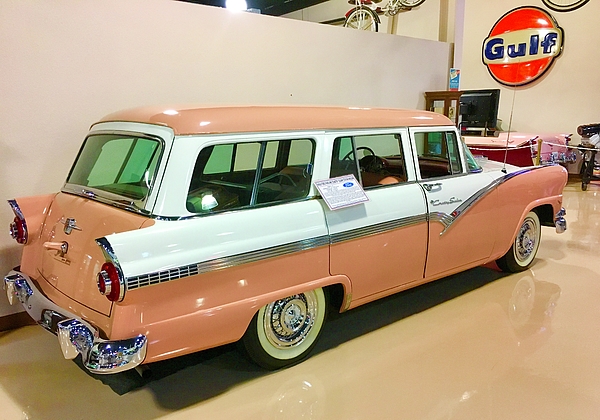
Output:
[{"xmin": 4, "ymin": 106, "xmax": 568, "ymax": 374}]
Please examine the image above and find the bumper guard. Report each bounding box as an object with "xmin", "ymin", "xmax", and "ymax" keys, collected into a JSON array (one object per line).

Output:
[
  {"xmin": 555, "ymin": 207, "xmax": 567, "ymax": 234},
  {"xmin": 3, "ymin": 269, "xmax": 147, "ymax": 374}
]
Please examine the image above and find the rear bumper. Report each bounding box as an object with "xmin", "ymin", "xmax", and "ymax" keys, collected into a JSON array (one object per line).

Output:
[{"xmin": 3, "ymin": 269, "xmax": 147, "ymax": 374}]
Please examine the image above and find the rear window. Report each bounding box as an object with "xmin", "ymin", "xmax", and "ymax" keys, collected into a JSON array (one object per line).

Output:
[{"xmin": 67, "ymin": 134, "xmax": 162, "ymax": 200}]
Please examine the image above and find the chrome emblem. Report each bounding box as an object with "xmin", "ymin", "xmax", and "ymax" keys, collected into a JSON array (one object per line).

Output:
[{"xmin": 60, "ymin": 217, "xmax": 82, "ymax": 235}]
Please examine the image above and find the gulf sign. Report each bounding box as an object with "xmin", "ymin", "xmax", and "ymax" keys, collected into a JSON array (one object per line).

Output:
[{"xmin": 483, "ymin": 7, "xmax": 564, "ymax": 86}]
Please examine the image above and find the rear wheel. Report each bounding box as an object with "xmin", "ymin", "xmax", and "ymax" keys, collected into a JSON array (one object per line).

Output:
[
  {"xmin": 344, "ymin": 7, "xmax": 379, "ymax": 32},
  {"xmin": 241, "ymin": 288, "xmax": 327, "ymax": 369},
  {"xmin": 496, "ymin": 211, "xmax": 541, "ymax": 272}
]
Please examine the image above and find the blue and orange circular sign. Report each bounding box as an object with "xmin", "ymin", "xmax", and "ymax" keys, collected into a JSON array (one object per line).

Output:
[{"xmin": 482, "ymin": 6, "xmax": 564, "ymax": 86}]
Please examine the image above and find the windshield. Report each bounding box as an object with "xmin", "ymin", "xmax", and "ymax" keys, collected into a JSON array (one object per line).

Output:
[
  {"xmin": 462, "ymin": 140, "xmax": 483, "ymax": 173},
  {"xmin": 67, "ymin": 134, "xmax": 162, "ymax": 201}
]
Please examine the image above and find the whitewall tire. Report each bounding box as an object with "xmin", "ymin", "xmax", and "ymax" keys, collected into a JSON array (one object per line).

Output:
[
  {"xmin": 497, "ymin": 211, "xmax": 541, "ymax": 272},
  {"xmin": 241, "ymin": 288, "xmax": 327, "ymax": 370}
]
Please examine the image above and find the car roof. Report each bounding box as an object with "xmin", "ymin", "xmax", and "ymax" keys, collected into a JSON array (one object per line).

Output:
[{"xmin": 95, "ymin": 105, "xmax": 453, "ymax": 136}]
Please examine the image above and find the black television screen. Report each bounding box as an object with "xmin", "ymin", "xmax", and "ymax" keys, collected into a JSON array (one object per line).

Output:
[{"xmin": 459, "ymin": 89, "xmax": 500, "ymax": 136}]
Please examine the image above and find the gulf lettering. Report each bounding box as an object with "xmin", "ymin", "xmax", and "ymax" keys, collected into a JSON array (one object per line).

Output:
[{"xmin": 483, "ymin": 30, "xmax": 562, "ymax": 64}]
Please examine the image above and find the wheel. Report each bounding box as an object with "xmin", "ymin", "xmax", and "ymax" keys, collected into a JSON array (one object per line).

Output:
[
  {"xmin": 496, "ymin": 211, "xmax": 541, "ymax": 273},
  {"xmin": 541, "ymin": 0, "xmax": 590, "ymax": 12},
  {"xmin": 400, "ymin": 0, "xmax": 427, "ymax": 7},
  {"xmin": 240, "ymin": 288, "xmax": 327, "ymax": 370},
  {"xmin": 344, "ymin": 7, "xmax": 379, "ymax": 32}
]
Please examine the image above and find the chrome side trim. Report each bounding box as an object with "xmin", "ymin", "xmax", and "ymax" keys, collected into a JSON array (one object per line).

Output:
[
  {"xmin": 428, "ymin": 212, "xmax": 454, "ymax": 230},
  {"xmin": 431, "ymin": 167, "xmax": 540, "ymax": 235},
  {"xmin": 126, "ymin": 235, "xmax": 330, "ymax": 290},
  {"xmin": 329, "ymin": 214, "xmax": 427, "ymax": 244},
  {"xmin": 126, "ymin": 214, "xmax": 430, "ymax": 290}
]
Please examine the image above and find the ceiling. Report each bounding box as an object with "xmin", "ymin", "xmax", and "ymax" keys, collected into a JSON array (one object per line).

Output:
[{"xmin": 179, "ymin": 0, "xmax": 329, "ymax": 16}]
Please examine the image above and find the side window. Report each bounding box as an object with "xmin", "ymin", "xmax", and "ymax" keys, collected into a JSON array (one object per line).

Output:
[
  {"xmin": 187, "ymin": 138, "xmax": 315, "ymax": 213},
  {"xmin": 414, "ymin": 131, "xmax": 463, "ymax": 179},
  {"xmin": 330, "ymin": 134, "xmax": 407, "ymax": 189}
]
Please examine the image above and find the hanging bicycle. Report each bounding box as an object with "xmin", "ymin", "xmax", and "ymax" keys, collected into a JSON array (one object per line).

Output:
[
  {"xmin": 541, "ymin": 0, "xmax": 590, "ymax": 12},
  {"xmin": 343, "ymin": 0, "xmax": 427, "ymax": 32}
]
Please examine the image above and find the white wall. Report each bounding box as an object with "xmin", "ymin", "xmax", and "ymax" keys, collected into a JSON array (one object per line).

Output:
[
  {"xmin": 0, "ymin": 0, "xmax": 450, "ymax": 316},
  {"xmin": 286, "ymin": 0, "xmax": 443, "ymax": 41},
  {"xmin": 290, "ymin": 0, "xmax": 600, "ymax": 138},
  {"xmin": 460, "ymin": 0, "xmax": 600, "ymax": 136}
]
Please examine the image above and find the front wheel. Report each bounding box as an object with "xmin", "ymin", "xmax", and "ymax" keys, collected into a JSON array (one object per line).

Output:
[
  {"xmin": 344, "ymin": 7, "xmax": 379, "ymax": 32},
  {"xmin": 496, "ymin": 211, "xmax": 541, "ymax": 272},
  {"xmin": 240, "ymin": 288, "xmax": 327, "ymax": 370}
]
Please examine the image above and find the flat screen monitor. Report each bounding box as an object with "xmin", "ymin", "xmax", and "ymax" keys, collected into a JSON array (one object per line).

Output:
[{"xmin": 459, "ymin": 89, "xmax": 500, "ymax": 136}]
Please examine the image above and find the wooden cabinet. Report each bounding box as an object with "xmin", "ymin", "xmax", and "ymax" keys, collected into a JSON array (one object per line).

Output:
[{"xmin": 424, "ymin": 91, "xmax": 463, "ymax": 126}]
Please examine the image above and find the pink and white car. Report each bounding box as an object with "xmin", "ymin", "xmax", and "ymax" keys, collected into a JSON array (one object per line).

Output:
[{"xmin": 4, "ymin": 106, "xmax": 568, "ymax": 374}]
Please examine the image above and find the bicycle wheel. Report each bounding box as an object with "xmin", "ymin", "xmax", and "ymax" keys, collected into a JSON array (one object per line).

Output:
[
  {"xmin": 400, "ymin": 0, "xmax": 427, "ymax": 7},
  {"xmin": 344, "ymin": 7, "xmax": 379, "ymax": 32},
  {"xmin": 541, "ymin": 0, "xmax": 590, "ymax": 12}
]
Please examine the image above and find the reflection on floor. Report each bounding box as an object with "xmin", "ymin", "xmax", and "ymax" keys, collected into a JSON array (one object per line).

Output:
[{"xmin": 1, "ymin": 181, "xmax": 599, "ymax": 419}]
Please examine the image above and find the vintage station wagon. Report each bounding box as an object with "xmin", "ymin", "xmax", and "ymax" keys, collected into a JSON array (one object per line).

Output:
[{"xmin": 4, "ymin": 105, "xmax": 568, "ymax": 374}]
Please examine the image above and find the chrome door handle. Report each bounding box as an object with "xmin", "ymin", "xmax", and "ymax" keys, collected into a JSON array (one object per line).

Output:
[{"xmin": 423, "ymin": 182, "xmax": 442, "ymax": 192}]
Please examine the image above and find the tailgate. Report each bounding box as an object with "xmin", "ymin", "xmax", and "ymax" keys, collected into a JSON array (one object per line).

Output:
[{"xmin": 39, "ymin": 192, "xmax": 149, "ymax": 316}]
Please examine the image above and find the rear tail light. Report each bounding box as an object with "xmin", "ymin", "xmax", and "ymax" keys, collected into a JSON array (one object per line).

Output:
[
  {"xmin": 97, "ymin": 262, "xmax": 123, "ymax": 302},
  {"xmin": 95, "ymin": 238, "xmax": 126, "ymax": 302},
  {"xmin": 8, "ymin": 200, "xmax": 28, "ymax": 244}
]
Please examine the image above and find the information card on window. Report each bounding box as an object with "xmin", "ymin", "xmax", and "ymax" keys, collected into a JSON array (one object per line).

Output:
[{"xmin": 314, "ymin": 175, "xmax": 369, "ymax": 210}]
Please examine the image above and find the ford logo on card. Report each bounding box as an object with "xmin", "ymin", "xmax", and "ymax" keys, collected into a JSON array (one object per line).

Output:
[
  {"xmin": 482, "ymin": 6, "xmax": 564, "ymax": 86},
  {"xmin": 343, "ymin": 182, "xmax": 354, "ymax": 187}
]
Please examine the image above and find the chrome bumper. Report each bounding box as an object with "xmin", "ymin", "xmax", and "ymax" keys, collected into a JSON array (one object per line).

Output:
[
  {"xmin": 3, "ymin": 269, "xmax": 147, "ymax": 374},
  {"xmin": 555, "ymin": 207, "xmax": 567, "ymax": 234}
]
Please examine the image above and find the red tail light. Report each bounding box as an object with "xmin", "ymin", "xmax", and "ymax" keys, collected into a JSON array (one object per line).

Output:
[
  {"xmin": 97, "ymin": 262, "xmax": 122, "ymax": 302},
  {"xmin": 95, "ymin": 237, "xmax": 126, "ymax": 302},
  {"xmin": 8, "ymin": 200, "xmax": 28, "ymax": 244}
]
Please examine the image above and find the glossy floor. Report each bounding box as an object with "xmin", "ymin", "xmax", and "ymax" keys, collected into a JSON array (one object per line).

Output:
[{"xmin": 1, "ymin": 181, "xmax": 599, "ymax": 420}]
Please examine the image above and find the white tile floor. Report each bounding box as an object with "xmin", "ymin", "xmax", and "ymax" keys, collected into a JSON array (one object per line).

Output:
[{"xmin": 1, "ymin": 181, "xmax": 599, "ymax": 420}]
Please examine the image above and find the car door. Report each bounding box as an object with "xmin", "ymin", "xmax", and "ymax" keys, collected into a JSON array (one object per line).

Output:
[
  {"xmin": 409, "ymin": 127, "xmax": 499, "ymax": 278},
  {"xmin": 323, "ymin": 129, "xmax": 428, "ymax": 302}
]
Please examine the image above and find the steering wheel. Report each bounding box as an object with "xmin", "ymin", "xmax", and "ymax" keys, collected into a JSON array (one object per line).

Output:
[
  {"xmin": 342, "ymin": 146, "xmax": 375, "ymax": 161},
  {"xmin": 359, "ymin": 155, "xmax": 385, "ymax": 173},
  {"xmin": 260, "ymin": 172, "xmax": 297, "ymax": 187}
]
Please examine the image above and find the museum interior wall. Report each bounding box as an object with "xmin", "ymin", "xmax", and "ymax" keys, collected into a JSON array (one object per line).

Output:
[
  {"xmin": 290, "ymin": 0, "xmax": 600, "ymax": 137},
  {"xmin": 0, "ymin": 0, "xmax": 450, "ymax": 318},
  {"xmin": 460, "ymin": 0, "xmax": 600, "ymax": 136}
]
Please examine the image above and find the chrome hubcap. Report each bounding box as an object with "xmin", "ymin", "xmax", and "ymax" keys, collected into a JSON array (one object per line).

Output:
[
  {"xmin": 264, "ymin": 293, "xmax": 317, "ymax": 349},
  {"xmin": 516, "ymin": 219, "xmax": 537, "ymax": 262}
]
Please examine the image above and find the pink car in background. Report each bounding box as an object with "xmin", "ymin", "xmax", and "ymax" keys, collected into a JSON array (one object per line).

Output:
[{"xmin": 464, "ymin": 132, "xmax": 577, "ymax": 167}]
